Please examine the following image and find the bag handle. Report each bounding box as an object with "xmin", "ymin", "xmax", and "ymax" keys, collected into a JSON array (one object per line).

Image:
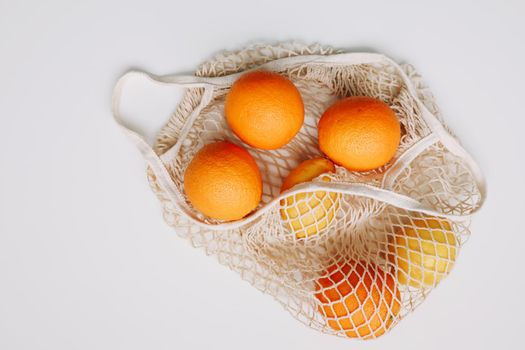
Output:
[
  {"xmin": 112, "ymin": 53, "xmax": 486, "ymax": 231},
  {"xmin": 112, "ymin": 70, "xmax": 217, "ymax": 221}
]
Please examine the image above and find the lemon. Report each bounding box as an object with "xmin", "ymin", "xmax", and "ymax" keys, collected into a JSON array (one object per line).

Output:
[
  {"xmin": 388, "ymin": 218, "xmax": 457, "ymax": 288},
  {"xmin": 279, "ymin": 158, "xmax": 339, "ymax": 239}
]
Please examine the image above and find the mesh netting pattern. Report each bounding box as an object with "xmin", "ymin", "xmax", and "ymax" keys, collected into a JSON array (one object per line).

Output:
[{"xmin": 142, "ymin": 43, "xmax": 483, "ymax": 339}]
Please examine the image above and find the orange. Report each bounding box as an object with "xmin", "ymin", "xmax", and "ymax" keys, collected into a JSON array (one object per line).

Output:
[
  {"xmin": 315, "ymin": 261, "xmax": 401, "ymax": 339},
  {"xmin": 183, "ymin": 141, "xmax": 262, "ymax": 221},
  {"xmin": 318, "ymin": 96, "xmax": 401, "ymax": 171},
  {"xmin": 279, "ymin": 158, "xmax": 339, "ymax": 239},
  {"xmin": 388, "ymin": 217, "xmax": 457, "ymax": 289},
  {"xmin": 225, "ymin": 71, "xmax": 304, "ymax": 150}
]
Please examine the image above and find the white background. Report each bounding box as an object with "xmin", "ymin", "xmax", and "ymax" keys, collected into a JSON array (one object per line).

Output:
[{"xmin": 1, "ymin": 0, "xmax": 524, "ymax": 349}]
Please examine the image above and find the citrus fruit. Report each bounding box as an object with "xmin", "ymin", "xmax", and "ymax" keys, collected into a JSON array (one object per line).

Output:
[
  {"xmin": 225, "ymin": 71, "xmax": 304, "ymax": 150},
  {"xmin": 318, "ymin": 96, "xmax": 401, "ymax": 171},
  {"xmin": 279, "ymin": 158, "xmax": 339, "ymax": 239},
  {"xmin": 183, "ymin": 141, "xmax": 262, "ymax": 221},
  {"xmin": 388, "ymin": 217, "xmax": 457, "ymax": 288},
  {"xmin": 315, "ymin": 261, "xmax": 401, "ymax": 339}
]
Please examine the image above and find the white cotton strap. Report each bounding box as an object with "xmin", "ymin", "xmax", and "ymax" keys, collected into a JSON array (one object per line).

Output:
[
  {"xmin": 111, "ymin": 70, "xmax": 216, "ymax": 220},
  {"xmin": 111, "ymin": 53, "xmax": 486, "ymax": 231}
]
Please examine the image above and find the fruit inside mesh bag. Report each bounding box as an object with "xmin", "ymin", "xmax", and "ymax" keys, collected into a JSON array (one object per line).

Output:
[
  {"xmin": 315, "ymin": 260, "xmax": 401, "ymax": 339},
  {"xmin": 113, "ymin": 45, "xmax": 485, "ymax": 341}
]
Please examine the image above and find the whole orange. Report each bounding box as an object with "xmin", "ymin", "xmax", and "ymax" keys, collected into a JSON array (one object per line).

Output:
[
  {"xmin": 318, "ymin": 96, "xmax": 401, "ymax": 171},
  {"xmin": 315, "ymin": 261, "xmax": 401, "ymax": 339},
  {"xmin": 183, "ymin": 141, "xmax": 262, "ymax": 221},
  {"xmin": 225, "ymin": 71, "xmax": 304, "ymax": 150}
]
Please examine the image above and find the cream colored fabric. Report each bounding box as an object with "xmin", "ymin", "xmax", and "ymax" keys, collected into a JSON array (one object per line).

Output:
[{"xmin": 112, "ymin": 43, "xmax": 485, "ymax": 339}]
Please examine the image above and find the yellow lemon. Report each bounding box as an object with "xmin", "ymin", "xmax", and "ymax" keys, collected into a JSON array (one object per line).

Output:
[
  {"xmin": 388, "ymin": 217, "xmax": 457, "ymax": 288},
  {"xmin": 279, "ymin": 158, "xmax": 339, "ymax": 239}
]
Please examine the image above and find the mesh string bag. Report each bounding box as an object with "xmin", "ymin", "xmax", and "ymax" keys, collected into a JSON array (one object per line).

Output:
[{"xmin": 112, "ymin": 42, "xmax": 486, "ymax": 339}]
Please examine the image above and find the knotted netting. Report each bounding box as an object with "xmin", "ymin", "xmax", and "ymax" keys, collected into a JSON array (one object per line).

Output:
[{"xmin": 112, "ymin": 42, "xmax": 485, "ymax": 339}]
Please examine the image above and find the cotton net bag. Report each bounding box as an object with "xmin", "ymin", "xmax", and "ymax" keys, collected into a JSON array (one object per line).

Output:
[{"xmin": 112, "ymin": 42, "xmax": 486, "ymax": 339}]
